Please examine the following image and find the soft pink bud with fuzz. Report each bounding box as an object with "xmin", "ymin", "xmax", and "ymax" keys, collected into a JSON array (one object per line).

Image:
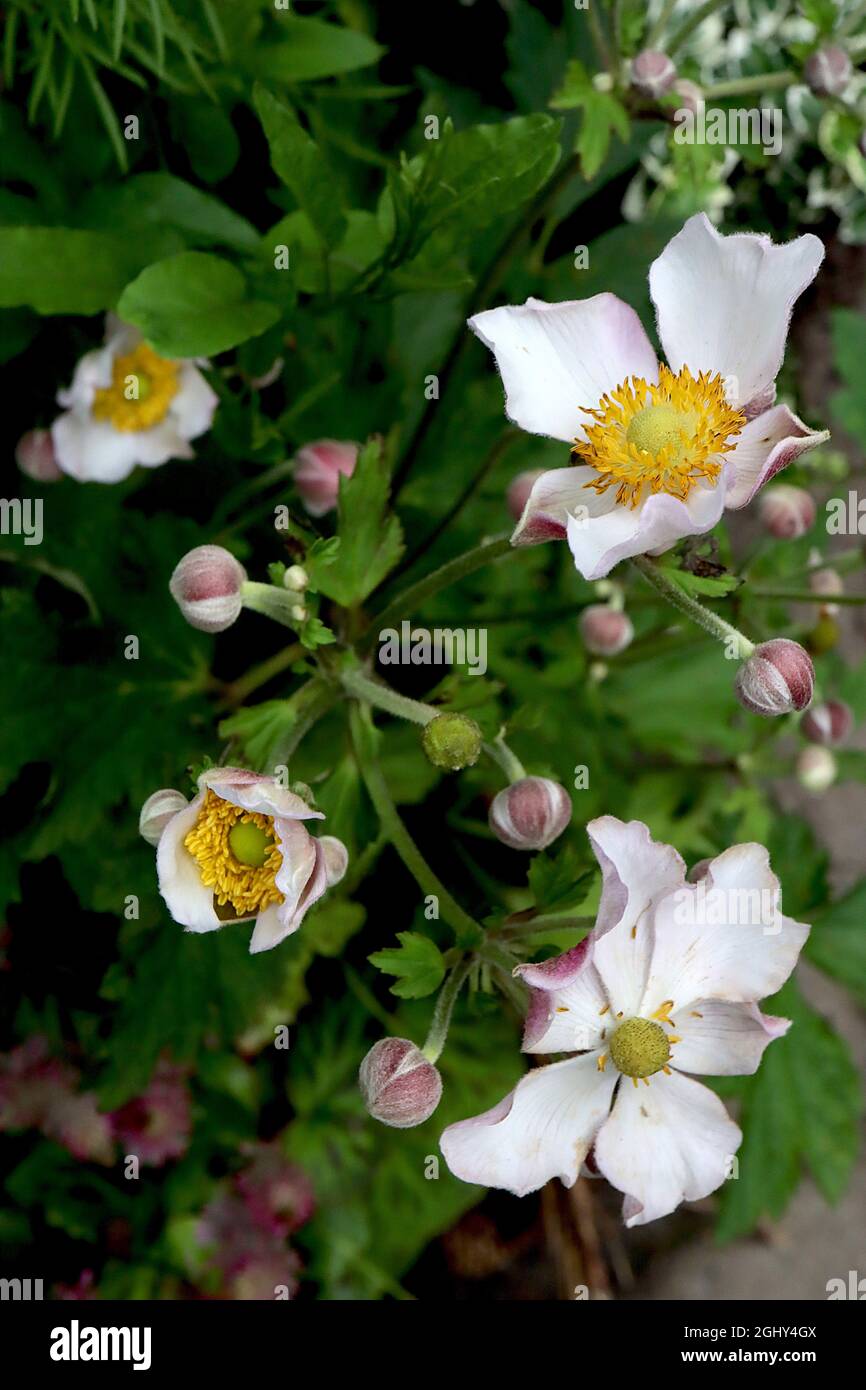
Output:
[
  {"xmin": 507, "ymin": 470, "xmax": 545, "ymax": 522},
  {"xmin": 293, "ymin": 439, "xmax": 358, "ymax": 517},
  {"xmin": 359, "ymin": 1038, "xmax": 442, "ymax": 1129},
  {"xmin": 16, "ymin": 429, "xmax": 63, "ymax": 482},
  {"xmin": 671, "ymin": 78, "xmax": 704, "ymax": 117},
  {"xmin": 169, "ymin": 545, "xmax": 247, "ymax": 633},
  {"xmin": 759, "ymin": 485, "xmax": 815, "ymax": 540},
  {"xmin": 631, "ymin": 51, "xmax": 677, "ymax": 100},
  {"xmin": 797, "ymin": 745, "xmax": 837, "ymax": 793},
  {"xmin": 809, "ymin": 565, "xmax": 843, "ymax": 615},
  {"xmin": 139, "ymin": 788, "xmax": 188, "ymax": 846},
  {"xmin": 489, "ymin": 776, "xmax": 572, "ymax": 851},
  {"xmin": 804, "ymin": 46, "xmax": 852, "ymax": 98},
  {"xmin": 801, "ymin": 699, "xmax": 853, "ymax": 747},
  {"xmin": 579, "ymin": 605, "xmax": 634, "ymax": 656},
  {"xmin": 735, "ymin": 639, "xmax": 815, "ymax": 717}
]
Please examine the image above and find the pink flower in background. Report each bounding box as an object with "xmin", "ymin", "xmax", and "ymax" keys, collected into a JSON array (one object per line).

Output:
[
  {"xmin": 111, "ymin": 1059, "xmax": 192, "ymax": 1167},
  {"xmin": 55, "ymin": 1271, "xmax": 98, "ymax": 1300},
  {"xmin": 293, "ymin": 439, "xmax": 358, "ymax": 516},
  {"xmin": 235, "ymin": 1142, "xmax": 315, "ymax": 1234},
  {"xmin": 0, "ymin": 1037, "xmax": 76, "ymax": 1130},
  {"xmin": 44, "ymin": 1091, "xmax": 114, "ymax": 1165}
]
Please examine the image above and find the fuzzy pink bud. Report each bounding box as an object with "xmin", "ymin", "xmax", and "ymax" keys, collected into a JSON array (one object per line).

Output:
[
  {"xmin": 631, "ymin": 50, "xmax": 677, "ymax": 100},
  {"xmin": 169, "ymin": 545, "xmax": 247, "ymax": 633},
  {"xmin": 489, "ymin": 776, "xmax": 572, "ymax": 852},
  {"xmin": 139, "ymin": 788, "xmax": 188, "ymax": 846},
  {"xmin": 671, "ymin": 78, "xmax": 704, "ymax": 117},
  {"xmin": 759, "ymin": 485, "xmax": 816, "ymax": 540},
  {"xmin": 359, "ymin": 1038, "xmax": 442, "ymax": 1129},
  {"xmin": 804, "ymin": 46, "xmax": 852, "ymax": 98},
  {"xmin": 735, "ymin": 639, "xmax": 815, "ymax": 717},
  {"xmin": 809, "ymin": 565, "xmax": 843, "ymax": 615},
  {"xmin": 293, "ymin": 439, "xmax": 358, "ymax": 517},
  {"xmin": 801, "ymin": 699, "xmax": 853, "ymax": 747},
  {"xmin": 579, "ymin": 605, "xmax": 634, "ymax": 657},
  {"xmin": 506, "ymin": 470, "xmax": 544, "ymax": 522},
  {"xmin": 16, "ymin": 429, "xmax": 63, "ymax": 482},
  {"xmin": 796, "ymin": 746, "xmax": 837, "ymax": 794}
]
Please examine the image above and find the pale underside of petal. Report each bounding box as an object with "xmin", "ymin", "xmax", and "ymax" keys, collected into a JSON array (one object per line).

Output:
[
  {"xmin": 511, "ymin": 465, "xmax": 615, "ymax": 546},
  {"xmin": 724, "ymin": 405, "xmax": 829, "ymax": 510},
  {"xmin": 469, "ymin": 294, "xmax": 659, "ymax": 444},
  {"xmin": 201, "ymin": 768, "xmax": 324, "ymax": 821},
  {"xmin": 171, "ymin": 363, "xmax": 219, "ymax": 440},
  {"xmin": 649, "ymin": 212, "xmax": 824, "ymax": 409},
  {"xmin": 641, "ymin": 843, "xmax": 810, "ymax": 1017},
  {"xmin": 566, "ymin": 472, "xmax": 727, "ymax": 581},
  {"xmin": 248, "ymin": 819, "xmax": 321, "ymax": 954},
  {"xmin": 440, "ymin": 1055, "xmax": 618, "ymax": 1198},
  {"xmin": 670, "ymin": 1001, "xmax": 790, "ymax": 1076},
  {"xmin": 51, "ymin": 412, "xmax": 193, "ymax": 483},
  {"xmin": 156, "ymin": 793, "xmax": 220, "ymax": 933},
  {"xmin": 593, "ymin": 1068, "xmax": 742, "ymax": 1227},
  {"xmin": 516, "ymin": 939, "xmax": 609, "ymax": 1054}
]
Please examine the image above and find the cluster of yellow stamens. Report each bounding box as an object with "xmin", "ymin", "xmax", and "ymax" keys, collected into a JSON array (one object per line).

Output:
[
  {"xmin": 595, "ymin": 999, "xmax": 683, "ymax": 1086},
  {"xmin": 92, "ymin": 343, "xmax": 179, "ymax": 432},
  {"xmin": 573, "ymin": 364, "xmax": 746, "ymax": 508},
  {"xmin": 183, "ymin": 790, "xmax": 284, "ymax": 919}
]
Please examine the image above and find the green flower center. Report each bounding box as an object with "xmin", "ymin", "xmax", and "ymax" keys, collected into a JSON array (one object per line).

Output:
[
  {"xmin": 626, "ymin": 403, "xmax": 700, "ymax": 468},
  {"xmin": 609, "ymin": 1017, "xmax": 671, "ymax": 1078},
  {"xmin": 228, "ymin": 820, "xmax": 273, "ymax": 869}
]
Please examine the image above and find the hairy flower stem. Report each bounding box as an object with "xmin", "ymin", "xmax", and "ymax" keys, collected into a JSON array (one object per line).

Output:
[
  {"xmin": 484, "ymin": 732, "xmax": 527, "ymax": 783},
  {"xmin": 667, "ymin": 0, "xmax": 732, "ymax": 57},
  {"xmin": 422, "ymin": 955, "xmax": 475, "ymax": 1063},
  {"xmin": 240, "ymin": 581, "xmax": 302, "ymax": 629},
  {"xmin": 705, "ymin": 71, "xmax": 795, "ymax": 97},
  {"xmin": 364, "ymin": 534, "xmax": 512, "ymax": 645},
  {"xmin": 632, "ymin": 555, "xmax": 754, "ymax": 657},
  {"xmin": 349, "ymin": 703, "xmax": 485, "ymax": 948},
  {"xmin": 221, "ymin": 643, "xmax": 304, "ymax": 707}
]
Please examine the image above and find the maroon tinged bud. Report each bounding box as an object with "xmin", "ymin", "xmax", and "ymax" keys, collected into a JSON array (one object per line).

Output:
[
  {"xmin": 804, "ymin": 46, "xmax": 852, "ymax": 98},
  {"xmin": 359, "ymin": 1038, "xmax": 442, "ymax": 1129},
  {"xmin": 489, "ymin": 776, "xmax": 572, "ymax": 852},
  {"xmin": 759, "ymin": 485, "xmax": 816, "ymax": 540},
  {"xmin": 735, "ymin": 639, "xmax": 815, "ymax": 717},
  {"xmin": 16, "ymin": 429, "xmax": 62, "ymax": 482},
  {"xmin": 506, "ymin": 470, "xmax": 545, "ymax": 522},
  {"xmin": 169, "ymin": 545, "xmax": 247, "ymax": 634},
  {"xmin": 631, "ymin": 50, "xmax": 677, "ymax": 100},
  {"xmin": 579, "ymin": 605, "xmax": 634, "ymax": 657},
  {"xmin": 801, "ymin": 699, "xmax": 853, "ymax": 747}
]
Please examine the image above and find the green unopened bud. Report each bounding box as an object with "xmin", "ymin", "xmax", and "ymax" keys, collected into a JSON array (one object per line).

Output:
[
  {"xmin": 421, "ymin": 712, "xmax": 482, "ymax": 771},
  {"xmin": 283, "ymin": 565, "xmax": 309, "ymax": 592}
]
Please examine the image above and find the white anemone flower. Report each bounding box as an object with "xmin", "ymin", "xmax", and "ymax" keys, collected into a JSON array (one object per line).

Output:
[
  {"xmin": 471, "ymin": 214, "xmax": 829, "ymax": 579},
  {"xmin": 440, "ymin": 816, "xmax": 809, "ymax": 1226},
  {"xmin": 150, "ymin": 768, "xmax": 348, "ymax": 955},
  {"xmin": 52, "ymin": 316, "xmax": 218, "ymax": 483}
]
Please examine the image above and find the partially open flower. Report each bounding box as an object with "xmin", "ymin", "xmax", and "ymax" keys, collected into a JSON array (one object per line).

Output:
[
  {"xmin": 801, "ymin": 699, "xmax": 852, "ymax": 746},
  {"xmin": 360, "ymin": 1038, "xmax": 443, "ymax": 1128},
  {"xmin": 153, "ymin": 767, "xmax": 348, "ymax": 953},
  {"xmin": 16, "ymin": 429, "xmax": 63, "ymax": 482},
  {"xmin": 139, "ymin": 789, "xmax": 190, "ymax": 846},
  {"xmin": 51, "ymin": 317, "xmax": 217, "ymax": 483},
  {"xmin": 804, "ymin": 45, "xmax": 852, "ymax": 98},
  {"xmin": 796, "ymin": 746, "xmax": 837, "ymax": 793},
  {"xmin": 506, "ymin": 470, "xmax": 545, "ymax": 522},
  {"xmin": 489, "ymin": 776, "xmax": 572, "ymax": 851},
  {"xmin": 631, "ymin": 51, "xmax": 677, "ymax": 100},
  {"xmin": 759, "ymin": 484, "xmax": 815, "ymax": 539},
  {"xmin": 735, "ymin": 639, "xmax": 815, "ymax": 717},
  {"xmin": 474, "ymin": 215, "xmax": 827, "ymax": 578},
  {"xmin": 579, "ymin": 604, "xmax": 634, "ymax": 656},
  {"xmin": 440, "ymin": 817, "xmax": 808, "ymax": 1224},
  {"xmin": 422, "ymin": 712, "xmax": 482, "ymax": 770},
  {"xmin": 293, "ymin": 439, "xmax": 358, "ymax": 517},
  {"xmin": 169, "ymin": 545, "xmax": 247, "ymax": 634}
]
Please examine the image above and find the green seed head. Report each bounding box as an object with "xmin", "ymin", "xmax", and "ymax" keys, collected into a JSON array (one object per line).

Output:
[
  {"xmin": 421, "ymin": 713, "xmax": 483, "ymax": 772},
  {"xmin": 626, "ymin": 403, "xmax": 698, "ymax": 466},
  {"xmin": 228, "ymin": 820, "xmax": 272, "ymax": 869},
  {"xmin": 609, "ymin": 1017, "xmax": 670, "ymax": 1078}
]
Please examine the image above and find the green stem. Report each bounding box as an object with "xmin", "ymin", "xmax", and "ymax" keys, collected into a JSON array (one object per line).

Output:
[
  {"xmin": 586, "ymin": 0, "xmax": 613, "ymax": 74},
  {"xmin": 647, "ymin": 0, "xmax": 679, "ymax": 48},
  {"xmin": 221, "ymin": 643, "xmax": 303, "ymax": 707},
  {"xmin": 349, "ymin": 703, "xmax": 485, "ymax": 947},
  {"xmin": 364, "ymin": 535, "xmax": 513, "ymax": 646},
  {"xmin": 342, "ymin": 666, "xmax": 437, "ymax": 725},
  {"xmin": 705, "ymin": 71, "xmax": 794, "ymax": 98},
  {"xmin": 632, "ymin": 555, "xmax": 754, "ymax": 656},
  {"xmin": 240, "ymin": 581, "xmax": 302, "ymax": 630},
  {"xmin": 422, "ymin": 954, "xmax": 474, "ymax": 1063},
  {"xmin": 484, "ymin": 733, "xmax": 527, "ymax": 784},
  {"xmin": 750, "ymin": 588, "xmax": 866, "ymax": 605},
  {"xmin": 668, "ymin": 0, "xmax": 731, "ymax": 57}
]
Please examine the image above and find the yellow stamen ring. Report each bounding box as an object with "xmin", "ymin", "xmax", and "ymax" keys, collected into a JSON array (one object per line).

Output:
[
  {"xmin": 184, "ymin": 789, "xmax": 284, "ymax": 919},
  {"xmin": 609, "ymin": 1017, "xmax": 671, "ymax": 1079},
  {"xmin": 92, "ymin": 343, "xmax": 180, "ymax": 433}
]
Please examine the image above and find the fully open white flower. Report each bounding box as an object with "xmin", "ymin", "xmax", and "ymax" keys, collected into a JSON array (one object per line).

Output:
[
  {"xmin": 151, "ymin": 768, "xmax": 348, "ymax": 954},
  {"xmin": 471, "ymin": 215, "xmax": 829, "ymax": 579},
  {"xmin": 440, "ymin": 816, "xmax": 809, "ymax": 1226},
  {"xmin": 52, "ymin": 316, "xmax": 218, "ymax": 483}
]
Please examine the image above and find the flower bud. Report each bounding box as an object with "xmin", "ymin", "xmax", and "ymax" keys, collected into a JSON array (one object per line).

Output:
[
  {"xmin": 359, "ymin": 1038, "xmax": 442, "ymax": 1128},
  {"xmin": 421, "ymin": 712, "xmax": 482, "ymax": 771},
  {"xmin": 293, "ymin": 439, "xmax": 358, "ymax": 517},
  {"xmin": 735, "ymin": 639, "xmax": 815, "ymax": 717},
  {"xmin": 631, "ymin": 50, "xmax": 677, "ymax": 100},
  {"xmin": 809, "ymin": 565, "xmax": 842, "ymax": 615},
  {"xmin": 796, "ymin": 746, "xmax": 837, "ymax": 794},
  {"xmin": 282, "ymin": 564, "xmax": 308, "ymax": 592},
  {"xmin": 758, "ymin": 485, "xmax": 815, "ymax": 540},
  {"xmin": 506, "ymin": 470, "xmax": 544, "ymax": 522},
  {"xmin": 579, "ymin": 604, "xmax": 634, "ymax": 657},
  {"xmin": 139, "ymin": 788, "xmax": 188, "ymax": 846},
  {"xmin": 169, "ymin": 545, "xmax": 247, "ymax": 634},
  {"xmin": 808, "ymin": 614, "xmax": 840, "ymax": 655},
  {"xmin": 671, "ymin": 78, "xmax": 704, "ymax": 117},
  {"xmin": 801, "ymin": 699, "xmax": 853, "ymax": 747},
  {"xmin": 16, "ymin": 429, "xmax": 63, "ymax": 482},
  {"xmin": 804, "ymin": 45, "xmax": 852, "ymax": 98},
  {"xmin": 319, "ymin": 835, "xmax": 349, "ymax": 887},
  {"xmin": 489, "ymin": 776, "xmax": 572, "ymax": 851}
]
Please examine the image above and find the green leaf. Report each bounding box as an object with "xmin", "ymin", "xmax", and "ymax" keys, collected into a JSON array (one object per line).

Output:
[
  {"xmin": 551, "ymin": 61, "xmax": 629, "ymax": 179},
  {"xmin": 807, "ymin": 879, "xmax": 866, "ymax": 1007},
  {"xmin": 248, "ymin": 16, "xmax": 384, "ymax": 83},
  {"xmin": 529, "ymin": 842, "xmax": 593, "ymax": 913},
  {"xmin": 368, "ymin": 931, "xmax": 446, "ymax": 999},
  {"xmin": 0, "ymin": 226, "xmax": 179, "ymax": 314},
  {"xmin": 308, "ymin": 439, "xmax": 404, "ymax": 605},
  {"xmin": 117, "ymin": 251, "xmax": 281, "ymax": 357},
  {"xmin": 657, "ymin": 565, "xmax": 742, "ymax": 598},
  {"xmin": 77, "ymin": 173, "xmax": 258, "ymax": 252},
  {"xmin": 715, "ymin": 979, "xmax": 862, "ymax": 1241},
  {"xmin": 254, "ymin": 85, "xmax": 346, "ymax": 248}
]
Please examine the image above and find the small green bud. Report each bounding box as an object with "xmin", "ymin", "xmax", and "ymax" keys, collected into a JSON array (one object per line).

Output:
[{"xmin": 421, "ymin": 712, "xmax": 482, "ymax": 771}]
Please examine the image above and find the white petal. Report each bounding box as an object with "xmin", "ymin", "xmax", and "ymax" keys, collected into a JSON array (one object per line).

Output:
[
  {"xmin": 171, "ymin": 363, "xmax": 218, "ymax": 440},
  {"xmin": 469, "ymin": 294, "xmax": 659, "ymax": 443},
  {"xmin": 586, "ymin": 818, "xmax": 686, "ymax": 1017},
  {"xmin": 640, "ymin": 843, "xmax": 810, "ymax": 1016},
  {"xmin": 724, "ymin": 405, "xmax": 829, "ymax": 509},
  {"xmin": 51, "ymin": 413, "xmax": 147, "ymax": 483},
  {"xmin": 670, "ymin": 1001, "xmax": 790, "ymax": 1076},
  {"xmin": 515, "ymin": 939, "xmax": 609, "ymax": 1054},
  {"xmin": 594, "ymin": 1068, "xmax": 741, "ymax": 1226},
  {"xmin": 248, "ymin": 819, "xmax": 328, "ymax": 954},
  {"xmin": 511, "ymin": 465, "xmax": 616, "ymax": 546},
  {"xmin": 440, "ymin": 1055, "xmax": 617, "ymax": 1197},
  {"xmin": 566, "ymin": 473, "xmax": 727, "ymax": 581},
  {"xmin": 56, "ymin": 345, "xmax": 115, "ymax": 410},
  {"xmin": 201, "ymin": 768, "xmax": 323, "ymax": 821},
  {"xmin": 319, "ymin": 835, "xmax": 348, "ymax": 887},
  {"xmin": 156, "ymin": 793, "xmax": 220, "ymax": 933},
  {"xmin": 649, "ymin": 213, "xmax": 824, "ymax": 409}
]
